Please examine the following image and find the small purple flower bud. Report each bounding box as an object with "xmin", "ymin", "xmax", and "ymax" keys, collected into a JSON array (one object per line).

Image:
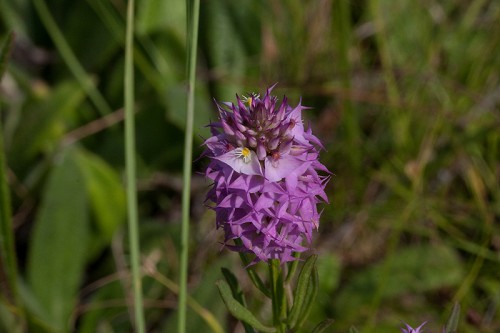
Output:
[
  {"xmin": 235, "ymin": 130, "xmax": 246, "ymax": 142},
  {"xmin": 401, "ymin": 322, "xmax": 427, "ymax": 333},
  {"xmin": 247, "ymin": 135, "xmax": 257, "ymax": 148},
  {"xmin": 268, "ymin": 137, "xmax": 280, "ymax": 150},
  {"xmin": 235, "ymin": 121, "xmax": 247, "ymax": 133},
  {"xmin": 256, "ymin": 142, "xmax": 267, "ymax": 160},
  {"xmin": 221, "ymin": 120, "xmax": 234, "ymax": 136}
]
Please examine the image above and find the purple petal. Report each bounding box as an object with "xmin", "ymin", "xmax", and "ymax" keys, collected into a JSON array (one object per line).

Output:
[{"xmin": 264, "ymin": 155, "xmax": 304, "ymax": 182}]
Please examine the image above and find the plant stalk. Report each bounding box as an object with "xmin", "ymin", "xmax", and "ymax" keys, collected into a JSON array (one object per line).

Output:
[
  {"xmin": 178, "ymin": 0, "xmax": 201, "ymax": 332},
  {"xmin": 124, "ymin": 0, "xmax": 146, "ymax": 332}
]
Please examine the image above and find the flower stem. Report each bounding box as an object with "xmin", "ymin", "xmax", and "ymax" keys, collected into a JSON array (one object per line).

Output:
[
  {"xmin": 269, "ymin": 260, "xmax": 286, "ymax": 333},
  {"xmin": 0, "ymin": 32, "xmax": 25, "ymax": 331},
  {"xmin": 178, "ymin": 0, "xmax": 200, "ymax": 332},
  {"xmin": 32, "ymin": 0, "xmax": 113, "ymax": 116},
  {"xmin": 124, "ymin": 0, "xmax": 145, "ymax": 332}
]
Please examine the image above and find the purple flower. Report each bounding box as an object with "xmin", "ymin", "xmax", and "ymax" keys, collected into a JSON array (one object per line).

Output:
[
  {"xmin": 401, "ymin": 322, "xmax": 427, "ymax": 333},
  {"xmin": 202, "ymin": 84, "xmax": 330, "ymax": 263}
]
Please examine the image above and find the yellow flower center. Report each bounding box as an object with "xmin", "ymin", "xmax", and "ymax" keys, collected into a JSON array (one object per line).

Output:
[{"xmin": 234, "ymin": 147, "xmax": 252, "ymax": 163}]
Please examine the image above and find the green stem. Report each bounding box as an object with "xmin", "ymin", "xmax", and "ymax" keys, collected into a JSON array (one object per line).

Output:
[
  {"xmin": 369, "ymin": 0, "xmax": 407, "ymax": 150},
  {"xmin": 32, "ymin": 0, "xmax": 113, "ymax": 116},
  {"xmin": 178, "ymin": 0, "xmax": 200, "ymax": 332},
  {"xmin": 332, "ymin": 0, "xmax": 361, "ymax": 173},
  {"xmin": 269, "ymin": 260, "xmax": 286, "ymax": 333},
  {"xmin": 124, "ymin": 1, "xmax": 146, "ymax": 332},
  {"xmin": 0, "ymin": 32, "xmax": 25, "ymax": 331}
]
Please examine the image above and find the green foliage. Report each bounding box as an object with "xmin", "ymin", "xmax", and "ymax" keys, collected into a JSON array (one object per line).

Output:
[
  {"xmin": 334, "ymin": 244, "xmax": 464, "ymax": 324},
  {"xmin": 288, "ymin": 255, "xmax": 317, "ymax": 330},
  {"xmin": 0, "ymin": 0, "xmax": 499, "ymax": 332},
  {"xmin": 216, "ymin": 279, "xmax": 276, "ymax": 333},
  {"xmin": 27, "ymin": 148, "xmax": 89, "ymax": 331},
  {"xmin": 445, "ymin": 303, "xmax": 461, "ymax": 333}
]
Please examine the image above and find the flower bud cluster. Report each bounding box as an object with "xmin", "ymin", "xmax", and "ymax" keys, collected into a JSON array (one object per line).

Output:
[{"xmin": 203, "ymin": 85, "xmax": 330, "ymax": 263}]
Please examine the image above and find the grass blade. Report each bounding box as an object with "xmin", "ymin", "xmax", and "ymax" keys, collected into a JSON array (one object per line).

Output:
[
  {"xmin": 178, "ymin": 0, "xmax": 200, "ymax": 332},
  {"xmin": 124, "ymin": 0, "xmax": 145, "ymax": 332},
  {"xmin": 0, "ymin": 31, "xmax": 24, "ymax": 329},
  {"xmin": 32, "ymin": 0, "xmax": 113, "ymax": 116},
  {"xmin": 445, "ymin": 302, "xmax": 460, "ymax": 333}
]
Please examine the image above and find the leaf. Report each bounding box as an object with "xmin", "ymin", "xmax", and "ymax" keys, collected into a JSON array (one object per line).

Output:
[
  {"xmin": 288, "ymin": 254, "xmax": 317, "ymax": 329},
  {"xmin": 136, "ymin": 0, "xmax": 185, "ymax": 36},
  {"xmin": 74, "ymin": 149, "xmax": 126, "ymax": 259},
  {"xmin": 237, "ymin": 250, "xmax": 271, "ymax": 298},
  {"xmin": 221, "ymin": 268, "xmax": 246, "ymax": 306},
  {"xmin": 164, "ymin": 83, "xmax": 211, "ymax": 138},
  {"xmin": 200, "ymin": 0, "xmax": 254, "ymax": 97},
  {"xmin": 294, "ymin": 262, "xmax": 319, "ymax": 331},
  {"xmin": 444, "ymin": 302, "xmax": 460, "ymax": 333},
  {"xmin": 348, "ymin": 326, "xmax": 359, "ymax": 333},
  {"xmin": 0, "ymin": 32, "xmax": 14, "ymax": 80},
  {"xmin": 221, "ymin": 268, "xmax": 255, "ymax": 333},
  {"xmin": 27, "ymin": 148, "xmax": 89, "ymax": 330},
  {"xmin": 10, "ymin": 80, "xmax": 85, "ymax": 167},
  {"xmin": 334, "ymin": 244, "xmax": 464, "ymax": 321},
  {"xmin": 0, "ymin": 31, "xmax": 21, "ymax": 315},
  {"xmin": 311, "ymin": 319, "xmax": 335, "ymax": 333},
  {"xmin": 216, "ymin": 280, "xmax": 276, "ymax": 333}
]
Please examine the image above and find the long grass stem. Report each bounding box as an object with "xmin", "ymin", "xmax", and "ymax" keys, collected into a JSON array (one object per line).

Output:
[
  {"xmin": 178, "ymin": 0, "xmax": 201, "ymax": 332},
  {"xmin": 32, "ymin": 0, "xmax": 113, "ymax": 116},
  {"xmin": 124, "ymin": 0, "xmax": 146, "ymax": 332},
  {"xmin": 0, "ymin": 32, "xmax": 24, "ymax": 331}
]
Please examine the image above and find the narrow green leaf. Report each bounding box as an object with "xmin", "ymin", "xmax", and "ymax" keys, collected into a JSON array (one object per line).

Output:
[
  {"xmin": 0, "ymin": 32, "xmax": 14, "ymax": 79},
  {"xmin": 311, "ymin": 319, "xmax": 335, "ymax": 333},
  {"xmin": 123, "ymin": 0, "xmax": 146, "ymax": 332},
  {"xmin": 32, "ymin": 0, "xmax": 113, "ymax": 116},
  {"xmin": 237, "ymin": 246, "xmax": 271, "ymax": 298},
  {"xmin": 287, "ymin": 254, "xmax": 317, "ymax": 328},
  {"xmin": 27, "ymin": 148, "xmax": 89, "ymax": 330},
  {"xmin": 349, "ymin": 326, "xmax": 359, "ymax": 333},
  {"xmin": 445, "ymin": 302, "xmax": 460, "ymax": 333},
  {"xmin": 0, "ymin": 31, "xmax": 24, "ymax": 330},
  {"xmin": 221, "ymin": 268, "xmax": 255, "ymax": 333},
  {"xmin": 178, "ymin": 0, "xmax": 202, "ymax": 332},
  {"xmin": 284, "ymin": 252, "xmax": 300, "ymax": 283},
  {"xmin": 221, "ymin": 268, "xmax": 245, "ymax": 305},
  {"xmin": 294, "ymin": 263, "xmax": 319, "ymax": 331},
  {"xmin": 216, "ymin": 280, "xmax": 276, "ymax": 333}
]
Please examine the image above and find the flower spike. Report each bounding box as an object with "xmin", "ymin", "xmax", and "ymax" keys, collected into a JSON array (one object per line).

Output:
[{"xmin": 202, "ymin": 85, "xmax": 330, "ymax": 263}]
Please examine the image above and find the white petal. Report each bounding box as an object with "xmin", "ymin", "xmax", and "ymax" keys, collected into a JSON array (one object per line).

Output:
[{"xmin": 214, "ymin": 150, "xmax": 262, "ymax": 176}]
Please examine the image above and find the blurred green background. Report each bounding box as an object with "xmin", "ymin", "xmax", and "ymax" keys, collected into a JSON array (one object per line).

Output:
[{"xmin": 0, "ymin": 0, "xmax": 499, "ymax": 332}]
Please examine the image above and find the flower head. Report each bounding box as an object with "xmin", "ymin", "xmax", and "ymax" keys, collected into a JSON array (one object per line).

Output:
[
  {"xmin": 401, "ymin": 322, "xmax": 427, "ymax": 333},
  {"xmin": 203, "ymin": 84, "xmax": 330, "ymax": 263}
]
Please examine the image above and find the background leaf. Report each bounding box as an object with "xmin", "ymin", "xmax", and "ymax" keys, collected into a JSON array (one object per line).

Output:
[
  {"xmin": 334, "ymin": 244, "xmax": 465, "ymax": 324},
  {"xmin": 74, "ymin": 148, "xmax": 126, "ymax": 258},
  {"xmin": 27, "ymin": 148, "xmax": 89, "ymax": 331}
]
